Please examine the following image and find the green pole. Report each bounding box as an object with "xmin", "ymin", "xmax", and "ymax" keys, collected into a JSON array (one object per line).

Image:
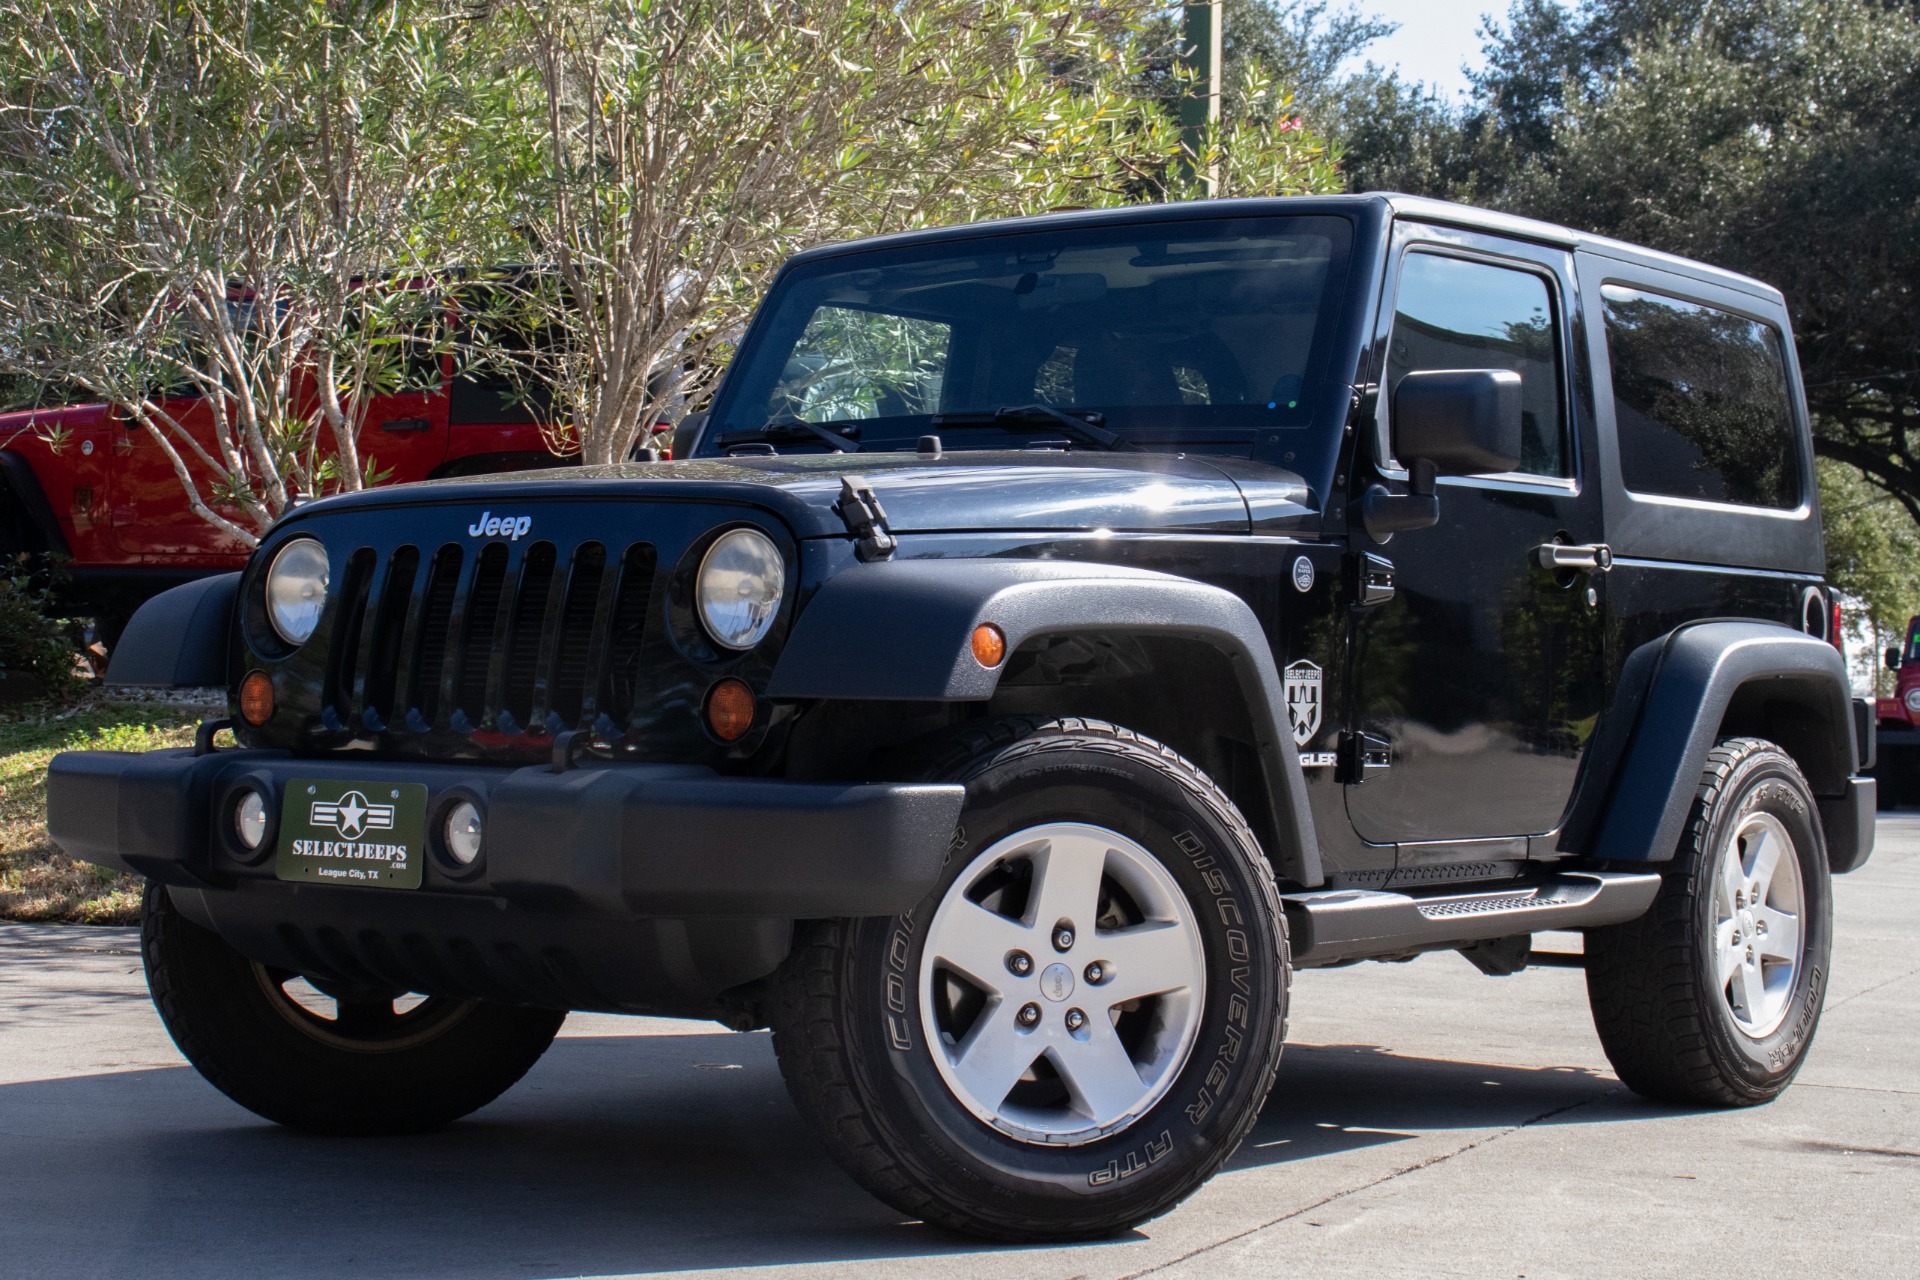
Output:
[{"xmin": 1179, "ymin": 1, "xmax": 1222, "ymax": 195}]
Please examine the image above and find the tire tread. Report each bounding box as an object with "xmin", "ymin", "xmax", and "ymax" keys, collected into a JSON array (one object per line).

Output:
[
  {"xmin": 771, "ymin": 716, "xmax": 1288, "ymax": 1240},
  {"xmin": 1585, "ymin": 737, "xmax": 1820, "ymax": 1107}
]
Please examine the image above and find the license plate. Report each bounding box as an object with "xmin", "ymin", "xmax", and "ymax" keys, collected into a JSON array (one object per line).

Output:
[{"xmin": 275, "ymin": 779, "xmax": 429, "ymax": 889}]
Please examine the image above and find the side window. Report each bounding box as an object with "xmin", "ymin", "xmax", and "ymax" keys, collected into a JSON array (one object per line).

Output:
[
  {"xmin": 1602, "ymin": 285, "xmax": 1800, "ymax": 510},
  {"xmin": 450, "ymin": 288, "xmax": 562, "ymax": 426},
  {"xmin": 768, "ymin": 305, "xmax": 949, "ymax": 422},
  {"xmin": 1386, "ymin": 252, "xmax": 1566, "ymax": 478}
]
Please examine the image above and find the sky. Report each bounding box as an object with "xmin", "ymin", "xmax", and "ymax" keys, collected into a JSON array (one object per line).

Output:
[{"xmin": 1354, "ymin": 0, "xmax": 1513, "ymax": 99}]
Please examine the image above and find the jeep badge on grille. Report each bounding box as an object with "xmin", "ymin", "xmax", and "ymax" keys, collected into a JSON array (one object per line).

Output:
[{"xmin": 468, "ymin": 511, "xmax": 532, "ymax": 540}]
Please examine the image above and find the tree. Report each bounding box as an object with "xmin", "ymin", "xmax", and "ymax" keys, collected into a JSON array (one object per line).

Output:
[
  {"xmin": 488, "ymin": 0, "xmax": 1342, "ymax": 466},
  {"xmin": 1331, "ymin": 0, "xmax": 1920, "ymax": 580},
  {"xmin": 1496, "ymin": 1, "xmax": 1920, "ymax": 530},
  {"xmin": 0, "ymin": 0, "xmax": 504, "ymax": 545},
  {"xmin": 1218, "ymin": 0, "xmax": 1395, "ymax": 121}
]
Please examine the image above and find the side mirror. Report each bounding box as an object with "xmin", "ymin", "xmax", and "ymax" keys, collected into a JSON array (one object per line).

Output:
[
  {"xmin": 1887, "ymin": 647, "xmax": 1903, "ymax": 672},
  {"xmin": 1395, "ymin": 369, "xmax": 1524, "ymax": 480},
  {"xmin": 670, "ymin": 411, "xmax": 709, "ymax": 461},
  {"xmin": 1363, "ymin": 369, "xmax": 1524, "ymax": 541}
]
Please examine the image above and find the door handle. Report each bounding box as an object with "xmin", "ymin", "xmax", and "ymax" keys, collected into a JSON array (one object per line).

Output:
[
  {"xmin": 1534, "ymin": 542, "xmax": 1612, "ymax": 572},
  {"xmin": 379, "ymin": 417, "xmax": 432, "ymax": 433}
]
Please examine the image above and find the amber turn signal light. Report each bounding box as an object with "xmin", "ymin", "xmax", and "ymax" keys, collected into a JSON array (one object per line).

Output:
[
  {"xmin": 971, "ymin": 623, "xmax": 1006, "ymax": 668},
  {"xmin": 706, "ymin": 678, "xmax": 756, "ymax": 742},
  {"xmin": 238, "ymin": 670, "xmax": 275, "ymax": 726}
]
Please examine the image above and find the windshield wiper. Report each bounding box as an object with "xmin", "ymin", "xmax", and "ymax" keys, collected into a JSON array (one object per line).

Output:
[
  {"xmin": 715, "ymin": 419, "xmax": 861, "ymax": 453},
  {"xmin": 932, "ymin": 404, "xmax": 1134, "ymax": 452}
]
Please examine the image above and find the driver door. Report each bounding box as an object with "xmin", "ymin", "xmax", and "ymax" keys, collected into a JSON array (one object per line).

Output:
[{"xmin": 1345, "ymin": 224, "xmax": 1608, "ymax": 868}]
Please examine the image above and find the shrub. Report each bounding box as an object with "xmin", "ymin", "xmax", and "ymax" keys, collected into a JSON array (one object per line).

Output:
[{"xmin": 0, "ymin": 569, "xmax": 82, "ymax": 704}]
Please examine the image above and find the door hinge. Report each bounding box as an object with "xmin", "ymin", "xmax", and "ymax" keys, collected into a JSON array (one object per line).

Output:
[
  {"xmin": 1340, "ymin": 731, "xmax": 1393, "ymax": 783},
  {"xmin": 835, "ymin": 477, "xmax": 896, "ymax": 562},
  {"xmin": 1350, "ymin": 552, "xmax": 1394, "ymax": 608}
]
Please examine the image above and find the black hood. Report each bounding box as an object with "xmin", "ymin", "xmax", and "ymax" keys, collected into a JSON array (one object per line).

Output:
[{"xmin": 284, "ymin": 450, "xmax": 1318, "ymax": 540}]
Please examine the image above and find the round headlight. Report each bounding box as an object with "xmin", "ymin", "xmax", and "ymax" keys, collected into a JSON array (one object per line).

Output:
[
  {"xmin": 1904, "ymin": 688, "xmax": 1920, "ymax": 715},
  {"xmin": 265, "ymin": 537, "xmax": 329, "ymax": 645},
  {"xmin": 696, "ymin": 528, "xmax": 784, "ymax": 650}
]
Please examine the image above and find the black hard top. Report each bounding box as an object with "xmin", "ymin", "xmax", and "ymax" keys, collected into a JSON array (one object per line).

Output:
[{"xmin": 782, "ymin": 193, "xmax": 1785, "ymax": 307}]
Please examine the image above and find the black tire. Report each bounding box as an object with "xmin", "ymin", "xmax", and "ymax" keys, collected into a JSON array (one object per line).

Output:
[
  {"xmin": 1871, "ymin": 743, "xmax": 1909, "ymax": 811},
  {"xmin": 1585, "ymin": 737, "xmax": 1833, "ymax": 1106},
  {"xmin": 142, "ymin": 883, "xmax": 566, "ymax": 1134},
  {"xmin": 769, "ymin": 718, "xmax": 1289, "ymax": 1242}
]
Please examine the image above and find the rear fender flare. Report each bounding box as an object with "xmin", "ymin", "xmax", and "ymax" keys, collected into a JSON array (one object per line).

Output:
[
  {"xmin": 767, "ymin": 558, "xmax": 1321, "ymax": 887},
  {"xmin": 1575, "ymin": 621, "xmax": 1856, "ymax": 865}
]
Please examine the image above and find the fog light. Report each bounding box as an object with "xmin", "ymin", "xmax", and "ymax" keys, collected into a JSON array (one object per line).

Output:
[
  {"xmin": 706, "ymin": 678, "xmax": 756, "ymax": 742},
  {"xmin": 1904, "ymin": 688, "xmax": 1920, "ymax": 715},
  {"xmin": 239, "ymin": 670, "xmax": 274, "ymax": 725},
  {"xmin": 234, "ymin": 790, "xmax": 268, "ymax": 850},
  {"xmin": 971, "ymin": 623, "xmax": 1006, "ymax": 668},
  {"xmin": 445, "ymin": 799, "xmax": 484, "ymax": 866}
]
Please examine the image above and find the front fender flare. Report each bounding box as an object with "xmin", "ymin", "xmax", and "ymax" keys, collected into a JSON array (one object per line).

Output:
[
  {"xmin": 103, "ymin": 572, "xmax": 238, "ymax": 688},
  {"xmin": 767, "ymin": 558, "xmax": 1321, "ymax": 887}
]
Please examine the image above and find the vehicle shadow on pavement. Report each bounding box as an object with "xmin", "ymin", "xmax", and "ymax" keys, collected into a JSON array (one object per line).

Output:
[
  {"xmin": 0, "ymin": 1031, "xmax": 1635, "ymax": 1278},
  {"xmin": 1230, "ymin": 1041, "xmax": 1627, "ymax": 1171}
]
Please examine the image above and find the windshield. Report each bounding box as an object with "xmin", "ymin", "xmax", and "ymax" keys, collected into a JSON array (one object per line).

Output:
[{"xmin": 704, "ymin": 215, "xmax": 1354, "ymax": 462}]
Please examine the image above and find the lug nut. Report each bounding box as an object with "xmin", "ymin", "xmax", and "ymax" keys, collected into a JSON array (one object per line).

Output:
[
  {"xmin": 1007, "ymin": 950, "xmax": 1034, "ymax": 977},
  {"xmin": 1064, "ymin": 1008, "xmax": 1087, "ymax": 1032},
  {"xmin": 1016, "ymin": 1002, "xmax": 1041, "ymax": 1028},
  {"xmin": 1084, "ymin": 961, "xmax": 1106, "ymax": 985},
  {"xmin": 1053, "ymin": 924, "xmax": 1075, "ymax": 952}
]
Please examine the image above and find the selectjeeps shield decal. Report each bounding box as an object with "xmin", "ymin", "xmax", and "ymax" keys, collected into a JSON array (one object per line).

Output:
[
  {"xmin": 275, "ymin": 779, "xmax": 429, "ymax": 889},
  {"xmin": 1284, "ymin": 659, "xmax": 1322, "ymax": 747}
]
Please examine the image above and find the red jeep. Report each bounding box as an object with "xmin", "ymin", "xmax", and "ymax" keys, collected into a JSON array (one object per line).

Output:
[
  {"xmin": 1874, "ymin": 615, "xmax": 1920, "ymax": 807},
  {"xmin": 0, "ymin": 351, "xmax": 572, "ymax": 645}
]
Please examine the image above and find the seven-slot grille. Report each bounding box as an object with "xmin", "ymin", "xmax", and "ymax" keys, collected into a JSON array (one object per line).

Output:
[{"xmin": 323, "ymin": 538, "xmax": 657, "ymax": 740}]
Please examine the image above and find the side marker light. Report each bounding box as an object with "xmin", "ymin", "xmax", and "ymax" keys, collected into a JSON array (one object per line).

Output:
[{"xmin": 971, "ymin": 624, "xmax": 1006, "ymax": 668}]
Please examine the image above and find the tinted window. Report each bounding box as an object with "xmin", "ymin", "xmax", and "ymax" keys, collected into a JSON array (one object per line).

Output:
[
  {"xmin": 1386, "ymin": 253, "xmax": 1565, "ymax": 477},
  {"xmin": 708, "ymin": 216, "xmax": 1354, "ymax": 461},
  {"xmin": 773, "ymin": 305, "xmax": 950, "ymax": 422},
  {"xmin": 1603, "ymin": 285, "xmax": 1799, "ymax": 509},
  {"xmin": 451, "ymin": 287, "xmax": 562, "ymax": 426}
]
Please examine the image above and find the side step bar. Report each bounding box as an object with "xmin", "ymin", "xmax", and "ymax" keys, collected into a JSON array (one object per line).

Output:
[{"xmin": 1283, "ymin": 871, "xmax": 1663, "ymax": 968}]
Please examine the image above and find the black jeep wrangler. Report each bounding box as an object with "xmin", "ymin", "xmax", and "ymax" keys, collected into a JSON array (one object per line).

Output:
[{"xmin": 51, "ymin": 195, "xmax": 1876, "ymax": 1242}]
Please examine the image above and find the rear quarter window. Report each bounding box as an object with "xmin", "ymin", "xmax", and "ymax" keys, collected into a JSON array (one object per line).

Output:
[{"xmin": 1602, "ymin": 285, "xmax": 1800, "ymax": 509}]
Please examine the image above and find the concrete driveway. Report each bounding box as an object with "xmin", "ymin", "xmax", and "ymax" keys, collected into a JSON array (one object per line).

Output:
[{"xmin": 3, "ymin": 821, "xmax": 1915, "ymax": 1280}]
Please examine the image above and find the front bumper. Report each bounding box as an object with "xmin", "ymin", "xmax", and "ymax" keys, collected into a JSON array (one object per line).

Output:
[
  {"xmin": 1874, "ymin": 725, "xmax": 1920, "ymax": 749},
  {"xmin": 49, "ymin": 747, "xmax": 964, "ymax": 1014}
]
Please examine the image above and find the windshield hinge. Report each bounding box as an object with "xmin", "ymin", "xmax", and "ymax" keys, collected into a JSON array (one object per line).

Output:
[{"xmin": 835, "ymin": 477, "xmax": 896, "ymax": 562}]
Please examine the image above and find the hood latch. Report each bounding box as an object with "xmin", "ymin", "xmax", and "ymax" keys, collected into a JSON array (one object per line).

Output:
[{"xmin": 835, "ymin": 477, "xmax": 896, "ymax": 562}]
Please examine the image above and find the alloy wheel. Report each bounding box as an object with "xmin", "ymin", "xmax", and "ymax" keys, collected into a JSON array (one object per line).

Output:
[
  {"xmin": 918, "ymin": 822, "xmax": 1206, "ymax": 1145},
  {"xmin": 1711, "ymin": 811, "xmax": 1805, "ymax": 1038},
  {"xmin": 253, "ymin": 964, "xmax": 475, "ymax": 1052}
]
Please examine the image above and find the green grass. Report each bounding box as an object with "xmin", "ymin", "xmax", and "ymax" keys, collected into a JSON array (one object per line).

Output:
[{"xmin": 0, "ymin": 703, "xmax": 202, "ymax": 924}]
